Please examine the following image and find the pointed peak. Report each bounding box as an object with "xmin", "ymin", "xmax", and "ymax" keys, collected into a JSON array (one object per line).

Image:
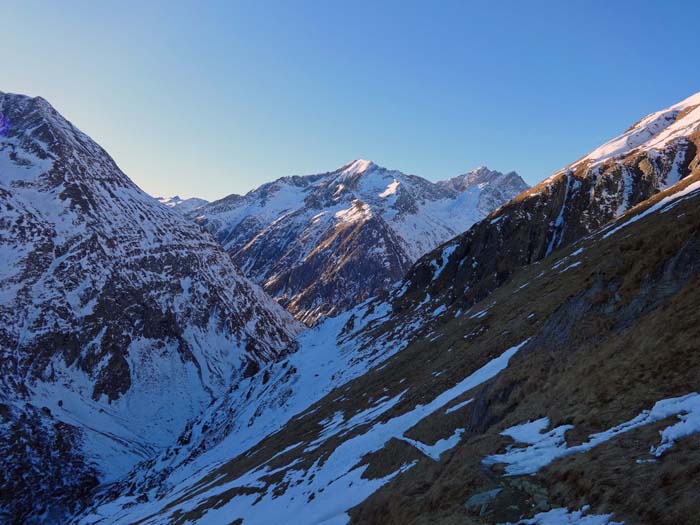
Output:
[
  {"xmin": 466, "ymin": 165, "xmax": 495, "ymax": 177},
  {"xmin": 437, "ymin": 166, "xmax": 527, "ymax": 193},
  {"xmin": 451, "ymin": 166, "xmax": 502, "ymax": 185},
  {"xmin": 338, "ymin": 159, "xmax": 379, "ymax": 175}
]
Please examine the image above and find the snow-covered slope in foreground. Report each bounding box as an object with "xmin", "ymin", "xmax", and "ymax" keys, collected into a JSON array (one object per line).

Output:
[
  {"xmin": 0, "ymin": 92, "xmax": 302, "ymax": 522},
  {"xmin": 191, "ymin": 161, "xmax": 528, "ymax": 323}
]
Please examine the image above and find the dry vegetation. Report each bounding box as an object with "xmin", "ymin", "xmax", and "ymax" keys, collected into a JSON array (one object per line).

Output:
[{"xmin": 144, "ymin": 174, "xmax": 700, "ymax": 524}]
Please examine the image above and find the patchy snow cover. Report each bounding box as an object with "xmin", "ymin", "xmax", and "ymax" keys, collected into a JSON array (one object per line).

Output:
[
  {"xmin": 334, "ymin": 199, "xmax": 373, "ymax": 223},
  {"xmin": 559, "ymin": 261, "xmax": 582, "ymax": 272},
  {"xmin": 378, "ymin": 178, "xmax": 400, "ymax": 198},
  {"xmin": 191, "ymin": 160, "xmax": 528, "ymax": 322},
  {"xmin": 445, "ymin": 398, "xmax": 474, "ymax": 414},
  {"xmin": 400, "ymin": 428, "xmax": 465, "ymax": 461},
  {"xmin": 650, "ymin": 394, "xmax": 700, "ymax": 456},
  {"xmin": 500, "ymin": 417, "xmax": 552, "ymax": 444},
  {"xmin": 76, "ymin": 340, "xmax": 529, "ymax": 524},
  {"xmin": 431, "ymin": 304, "xmax": 448, "ymax": 317},
  {"xmin": 485, "ymin": 393, "xmax": 700, "ymax": 476},
  {"xmin": 545, "ymin": 173, "xmax": 572, "ymax": 256},
  {"xmin": 470, "ymin": 308, "xmax": 489, "ymax": 319},
  {"xmin": 603, "ymin": 180, "xmax": 700, "ymax": 239},
  {"xmin": 432, "ymin": 243, "xmax": 458, "ymax": 280},
  {"xmin": 503, "ymin": 505, "xmax": 624, "ymax": 525}
]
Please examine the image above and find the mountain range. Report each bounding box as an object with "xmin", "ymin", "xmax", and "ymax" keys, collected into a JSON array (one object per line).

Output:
[
  {"xmin": 156, "ymin": 195, "xmax": 209, "ymax": 214},
  {"xmin": 2, "ymin": 90, "xmax": 700, "ymax": 525},
  {"xmin": 183, "ymin": 161, "xmax": 528, "ymax": 324}
]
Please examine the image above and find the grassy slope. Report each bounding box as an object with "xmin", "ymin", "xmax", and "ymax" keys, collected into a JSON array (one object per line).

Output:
[
  {"xmin": 138, "ymin": 174, "xmax": 700, "ymax": 525},
  {"xmin": 350, "ymin": 174, "xmax": 700, "ymax": 524}
]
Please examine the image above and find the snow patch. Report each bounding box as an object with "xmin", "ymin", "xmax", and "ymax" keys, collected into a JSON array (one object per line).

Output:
[
  {"xmin": 378, "ymin": 179, "xmax": 400, "ymax": 198},
  {"xmin": 484, "ymin": 393, "xmax": 700, "ymax": 476},
  {"xmin": 503, "ymin": 506, "xmax": 624, "ymax": 525}
]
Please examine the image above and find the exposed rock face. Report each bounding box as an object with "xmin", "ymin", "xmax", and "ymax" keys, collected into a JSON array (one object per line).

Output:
[
  {"xmin": 0, "ymin": 403, "xmax": 99, "ymax": 525},
  {"xmin": 398, "ymin": 92, "xmax": 700, "ymax": 313},
  {"xmin": 437, "ymin": 166, "xmax": 530, "ymax": 217},
  {"xmin": 190, "ymin": 160, "xmax": 528, "ymax": 324},
  {"xmin": 0, "ymin": 92, "xmax": 302, "ymax": 522}
]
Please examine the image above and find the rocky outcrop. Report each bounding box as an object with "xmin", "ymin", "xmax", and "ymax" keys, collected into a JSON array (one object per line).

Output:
[{"xmin": 397, "ymin": 92, "xmax": 700, "ymax": 313}]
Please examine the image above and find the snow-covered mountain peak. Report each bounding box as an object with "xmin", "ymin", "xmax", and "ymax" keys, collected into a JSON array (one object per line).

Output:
[
  {"xmin": 329, "ymin": 159, "xmax": 391, "ymax": 190},
  {"xmin": 574, "ymin": 91, "xmax": 700, "ymax": 169},
  {"xmin": 438, "ymin": 166, "xmax": 528, "ymax": 194},
  {"xmin": 192, "ymin": 162, "xmax": 529, "ymax": 323},
  {"xmin": 0, "ymin": 92, "xmax": 122, "ymax": 187},
  {"xmin": 156, "ymin": 195, "xmax": 209, "ymax": 214},
  {"xmin": 400, "ymin": 91, "xmax": 700, "ymax": 324},
  {"xmin": 467, "ymin": 165, "xmax": 516, "ymax": 180},
  {"xmin": 338, "ymin": 158, "xmax": 377, "ymax": 176},
  {"xmin": 0, "ymin": 91, "xmax": 302, "ymax": 518},
  {"xmin": 468, "ymin": 164, "xmax": 492, "ymax": 176}
]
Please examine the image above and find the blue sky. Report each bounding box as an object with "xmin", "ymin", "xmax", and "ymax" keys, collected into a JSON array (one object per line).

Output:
[{"xmin": 4, "ymin": 0, "xmax": 700, "ymax": 200}]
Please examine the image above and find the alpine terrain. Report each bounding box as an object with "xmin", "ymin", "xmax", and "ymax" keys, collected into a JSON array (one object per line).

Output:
[
  {"xmin": 189, "ymin": 161, "xmax": 528, "ymax": 324},
  {"xmin": 67, "ymin": 94, "xmax": 700, "ymax": 525},
  {"xmin": 156, "ymin": 195, "xmax": 209, "ymax": 215},
  {"xmin": 0, "ymin": 91, "xmax": 302, "ymax": 524}
]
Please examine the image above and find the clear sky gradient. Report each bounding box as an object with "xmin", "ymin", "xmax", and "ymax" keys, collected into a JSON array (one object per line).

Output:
[{"xmin": 4, "ymin": 0, "xmax": 700, "ymax": 200}]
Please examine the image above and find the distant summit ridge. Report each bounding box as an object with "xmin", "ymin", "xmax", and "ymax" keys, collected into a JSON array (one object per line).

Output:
[
  {"xmin": 156, "ymin": 195, "xmax": 208, "ymax": 214},
  {"xmin": 190, "ymin": 160, "xmax": 529, "ymax": 323},
  {"xmin": 338, "ymin": 158, "xmax": 376, "ymax": 174}
]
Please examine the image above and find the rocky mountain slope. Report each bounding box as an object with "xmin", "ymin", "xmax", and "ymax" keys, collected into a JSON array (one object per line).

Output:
[
  {"xmin": 0, "ymin": 92, "xmax": 302, "ymax": 523},
  {"xmin": 156, "ymin": 195, "xmax": 208, "ymax": 214},
  {"xmin": 73, "ymin": 94, "xmax": 700, "ymax": 524},
  {"xmin": 397, "ymin": 91, "xmax": 700, "ymax": 314},
  {"xmin": 190, "ymin": 160, "xmax": 528, "ymax": 324}
]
